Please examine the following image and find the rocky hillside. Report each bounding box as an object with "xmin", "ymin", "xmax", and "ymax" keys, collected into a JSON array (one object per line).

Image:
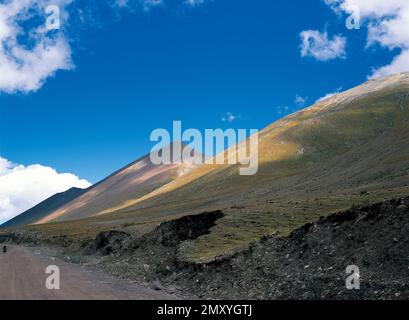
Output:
[
  {"xmin": 4, "ymin": 73, "xmax": 409, "ymax": 265},
  {"xmin": 2, "ymin": 196, "xmax": 408, "ymax": 299}
]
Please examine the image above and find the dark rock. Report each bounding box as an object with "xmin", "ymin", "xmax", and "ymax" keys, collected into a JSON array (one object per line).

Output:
[{"xmin": 94, "ymin": 231, "xmax": 131, "ymax": 255}]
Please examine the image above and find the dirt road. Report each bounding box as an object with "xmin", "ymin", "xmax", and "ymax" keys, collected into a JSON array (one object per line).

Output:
[{"xmin": 0, "ymin": 246, "xmax": 178, "ymax": 300}]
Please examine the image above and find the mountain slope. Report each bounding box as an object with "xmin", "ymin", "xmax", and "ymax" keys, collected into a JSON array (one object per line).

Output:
[
  {"xmin": 9, "ymin": 73, "xmax": 409, "ymax": 262},
  {"xmin": 99, "ymin": 73, "xmax": 409, "ymax": 215},
  {"xmin": 72, "ymin": 72, "xmax": 409, "ymax": 261},
  {"xmin": 1, "ymin": 187, "xmax": 87, "ymax": 229},
  {"xmin": 36, "ymin": 145, "xmax": 195, "ymax": 224},
  {"xmin": 3, "ymin": 143, "xmax": 194, "ymax": 228}
]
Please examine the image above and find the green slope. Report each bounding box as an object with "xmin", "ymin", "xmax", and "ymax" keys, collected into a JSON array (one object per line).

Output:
[{"xmin": 17, "ymin": 73, "xmax": 409, "ymax": 262}]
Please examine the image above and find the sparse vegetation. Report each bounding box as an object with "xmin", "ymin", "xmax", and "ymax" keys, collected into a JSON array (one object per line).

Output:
[{"xmin": 3, "ymin": 75, "xmax": 409, "ymax": 265}]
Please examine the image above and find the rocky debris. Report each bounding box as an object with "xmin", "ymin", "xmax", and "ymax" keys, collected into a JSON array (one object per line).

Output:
[
  {"xmin": 1, "ymin": 200, "xmax": 409, "ymax": 300},
  {"xmin": 93, "ymin": 197, "xmax": 409, "ymax": 300},
  {"xmin": 140, "ymin": 210, "xmax": 224, "ymax": 247},
  {"xmin": 94, "ymin": 231, "xmax": 132, "ymax": 255},
  {"xmin": 0, "ymin": 229, "xmax": 41, "ymax": 245}
]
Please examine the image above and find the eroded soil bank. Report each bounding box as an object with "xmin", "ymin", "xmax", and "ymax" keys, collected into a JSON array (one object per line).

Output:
[{"xmin": 1, "ymin": 198, "xmax": 408, "ymax": 300}]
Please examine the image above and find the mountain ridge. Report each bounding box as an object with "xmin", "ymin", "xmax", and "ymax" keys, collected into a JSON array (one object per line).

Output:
[
  {"xmin": 2, "ymin": 142, "xmax": 195, "ymax": 228},
  {"xmin": 4, "ymin": 73, "xmax": 409, "ymax": 262},
  {"xmin": 1, "ymin": 187, "xmax": 87, "ymax": 229}
]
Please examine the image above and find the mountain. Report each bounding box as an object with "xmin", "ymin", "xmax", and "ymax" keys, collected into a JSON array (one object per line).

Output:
[
  {"xmin": 2, "ymin": 143, "xmax": 195, "ymax": 228},
  {"xmin": 5, "ymin": 73, "xmax": 409, "ymax": 262},
  {"xmin": 1, "ymin": 187, "xmax": 87, "ymax": 229},
  {"xmin": 85, "ymin": 72, "xmax": 409, "ymax": 261}
]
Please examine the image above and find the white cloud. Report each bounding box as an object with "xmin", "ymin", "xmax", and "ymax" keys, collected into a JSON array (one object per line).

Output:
[
  {"xmin": 370, "ymin": 50, "xmax": 409, "ymax": 79},
  {"xmin": 300, "ymin": 30, "xmax": 346, "ymax": 61},
  {"xmin": 115, "ymin": 0, "xmax": 130, "ymax": 8},
  {"xmin": 0, "ymin": 0, "xmax": 73, "ymax": 94},
  {"xmin": 185, "ymin": 0, "xmax": 205, "ymax": 7},
  {"xmin": 0, "ymin": 157, "xmax": 91, "ymax": 224},
  {"xmin": 324, "ymin": 0, "xmax": 409, "ymax": 78},
  {"xmin": 0, "ymin": 0, "xmax": 211, "ymax": 94},
  {"xmin": 295, "ymin": 94, "xmax": 308, "ymax": 107},
  {"xmin": 115, "ymin": 0, "xmax": 203, "ymax": 10},
  {"xmin": 316, "ymin": 87, "xmax": 342, "ymax": 102},
  {"xmin": 276, "ymin": 106, "xmax": 290, "ymax": 116},
  {"xmin": 222, "ymin": 112, "xmax": 240, "ymax": 123},
  {"xmin": 141, "ymin": 0, "xmax": 163, "ymax": 11}
]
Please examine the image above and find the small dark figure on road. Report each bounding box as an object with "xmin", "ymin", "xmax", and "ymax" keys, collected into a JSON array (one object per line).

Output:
[{"xmin": 3, "ymin": 246, "xmax": 6, "ymax": 254}]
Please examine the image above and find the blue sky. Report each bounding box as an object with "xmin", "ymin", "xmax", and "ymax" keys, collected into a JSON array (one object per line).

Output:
[{"xmin": 0, "ymin": 0, "xmax": 408, "ymax": 222}]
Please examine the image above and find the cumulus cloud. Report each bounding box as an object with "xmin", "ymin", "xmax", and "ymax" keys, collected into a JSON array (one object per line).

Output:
[
  {"xmin": 222, "ymin": 112, "xmax": 240, "ymax": 123},
  {"xmin": 316, "ymin": 87, "xmax": 343, "ymax": 103},
  {"xmin": 0, "ymin": 157, "xmax": 91, "ymax": 224},
  {"xmin": 295, "ymin": 94, "xmax": 308, "ymax": 107},
  {"xmin": 300, "ymin": 30, "xmax": 346, "ymax": 61},
  {"xmin": 370, "ymin": 50, "xmax": 409, "ymax": 79},
  {"xmin": 324, "ymin": 0, "xmax": 409, "ymax": 78},
  {"xmin": 0, "ymin": 0, "xmax": 73, "ymax": 94},
  {"xmin": 0, "ymin": 0, "xmax": 209, "ymax": 94}
]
